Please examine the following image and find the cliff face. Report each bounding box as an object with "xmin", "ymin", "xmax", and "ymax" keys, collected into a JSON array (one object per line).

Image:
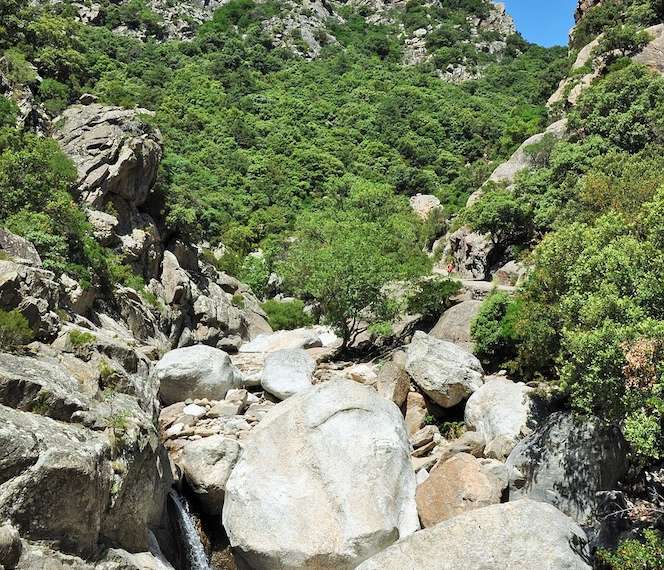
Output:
[{"xmin": 575, "ymin": 0, "xmax": 604, "ymax": 22}]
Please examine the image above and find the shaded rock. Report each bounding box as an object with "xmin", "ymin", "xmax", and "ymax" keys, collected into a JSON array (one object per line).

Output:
[
  {"xmin": 429, "ymin": 300, "xmax": 482, "ymax": 351},
  {"xmin": 405, "ymin": 331, "xmax": 483, "ymax": 408},
  {"xmin": 0, "ymin": 523, "xmax": 21, "ymax": 569},
  {"xmin": 506, "ymin": 412, "xmax": 628, "ymax": 525},
  {"xmin": 356, "ymin": 499, "xmax": 591, "ymax": 570},
  {"xmin": 0, "ymin": 352, "xmax": 89, "ymax": 422},
  {"xmin": 415, "ymin": 453, "xmax": 506, "ymax": 528},
  {"xmin": 0, "ymin": 260, "xmax": 62, "ymax": 337},
  {"xmin": 465, "ymin": 377, "xmax": 539, "ymax": 460},
  {"xmin": 153, "ymin": 345, "xmax": 243, "ymax": 405},
  {"xmin": 444, "ymin": 226, "xmax": 496, "ymax": 281},
  {"xmin": 222, "ymin": 379, "xmax": 419, "ymax": 569},
  {"xmin": 261, "ymin": 348, "xmax": 315, "ymax": 400},
  {"xmin": 494, "ymin": 260, "xmax": 528, "ymax": 287},
  {"xmin": 376, "ymin": 361, "xmax": 410, "ymax": 408},
  {"xmin": 180, "ymin": 435, "xmax": 241, "ymax": 515}
]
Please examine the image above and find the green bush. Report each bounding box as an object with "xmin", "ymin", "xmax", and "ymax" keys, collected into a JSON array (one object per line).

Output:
[
  {"xmin": 262, "ymin": 299, "xmax": 314, "ymax": 331},
  {"xmin": 68, "ymin": 329, "xmax": 96, "ymax": 347},
  {"xmin": 0, "ymin": 308, "xmax": 34, "ymax": 350},
  {"xmin": 470, "ymin": 291, "xmax": 520, "ymax": 369},
  {"xmin": 597, "ymin": 530, "xmax": 664, "ymax": 570},
  {"xmin": 406, "ymin": 278, "xmax": 461, "ymax": 321}
]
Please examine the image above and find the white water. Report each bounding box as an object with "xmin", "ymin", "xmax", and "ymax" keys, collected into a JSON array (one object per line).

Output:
[{"xmin": 169, "ymin": 490, "xmax": 212, "ymax": 570}]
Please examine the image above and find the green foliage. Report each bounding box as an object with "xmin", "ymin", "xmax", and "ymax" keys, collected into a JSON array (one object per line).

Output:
[
  {"xmin": 278, "ymin": 181, "xmax": 431, "ymax": 347},
  {"xmin": 471, "ymin": 292, "xmax": 520, "ymax": 368},
  {"xmin": 69, "ymin": 329, "xmax": 96, "ymax": 347},
  {"xmin": 458, "ymin": 186, "xmax": 533, "ymax": 246},
  {"xmin": 0, "ymin": 309, "xmax": 34, "ymax": 351},
  {"xmin": 593, "ymin": 24, "xmax": 651, "ymax": 63},
  {"xmin": 261, "ymin": 299, "xmax": 314, "ymax": 331},
  {"xmin": 569, "ymin": 65, "xmax": 664, "ymax": 153},
  {"xmin": 406, "ymin": 278, "xmax": 461, "ymax": 320},
  {"xmin": 597, "ymin": 530, "xmax": 664, "ymax": 570}
]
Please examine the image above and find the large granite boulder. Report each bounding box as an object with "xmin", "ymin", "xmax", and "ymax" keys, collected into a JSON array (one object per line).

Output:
[
  {"xmin": 356, "ymin": 499, "xmax": 592, "ymax": 570},
  {"xmin": 415, "ymin": 453, "xmax": 507, "ymax": 528},
  {"xmin": 239, "ymin": 327, "xmax": 324, "ymax": 353},
  {"xmin": 261, "ymin": 348, "xmax": 315, "ymax": 400},
  {"xmin": 153, "ymin": 345, "xmax": 243, "ymax": 405},
  {"xmin": 429, "ymin": 300, "xmax": 483, "ymax": 351},
  {"xmin": 405, "ymin": 331, "xmax": 484, "ymax": 408},
  {"xmin": 222, "ymin": 379, "xmax": 419, "ymax": 569},
  {"xmin": 506, "ymin": 412, "xmax": 628, "ymax": 525},
  {"xmin": 180, "ymin": 435, "xmax": 241, "ymax": 515},
  {"xmin": 464, "ymin": 377, "xmax": 540, "ymax": 459}
]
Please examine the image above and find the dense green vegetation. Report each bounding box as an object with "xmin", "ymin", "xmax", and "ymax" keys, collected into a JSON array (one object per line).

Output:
[
  {"xmin": 468, "ymin": 62, "xmax": 664, "ymax": 461},
  {"xmin": 597, "ymin": 530, "xmax": 664, "ymax": 570},
  {"xmin": 0, "ymin": 308, "xmax": 34, "ymax": 351}
]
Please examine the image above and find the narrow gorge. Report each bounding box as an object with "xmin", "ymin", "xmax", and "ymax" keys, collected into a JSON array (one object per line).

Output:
[{"xmin": 0, "ymin": 0, "xmax": 662, "ymax": 569}]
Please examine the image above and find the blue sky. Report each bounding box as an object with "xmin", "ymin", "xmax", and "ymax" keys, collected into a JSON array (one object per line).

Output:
[{"xmin": 502, "ymin": 0, "xmax": 577, "ymax": 47}]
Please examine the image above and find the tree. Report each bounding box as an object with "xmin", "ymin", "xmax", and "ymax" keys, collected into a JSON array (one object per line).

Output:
[{"xmin": 278, "ymin": 182, "xmax": 430, "ymax": 349}]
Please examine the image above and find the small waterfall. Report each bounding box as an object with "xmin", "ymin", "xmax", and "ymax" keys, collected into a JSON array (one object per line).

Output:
[{"xmin": 169, "ymin": 490, "xmax": 212, "ymax": 570}]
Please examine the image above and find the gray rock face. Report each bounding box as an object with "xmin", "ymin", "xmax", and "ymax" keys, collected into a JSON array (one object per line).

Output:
[
  {"xmin": 429, "ymin": 300, "xmax": 483, "ymax": 351},
  {"xmin": 356, "ymin": 499, "xmax": 592, "ymax": 570},
  {"xmin": 444, "ymin": 226, "xmax": 496, "ymax": 281},
  {"xmin": 0, "ymin": 229, "xmax": 41, "ymax": 266},
  {"xmin": 261, "ymin": 348, "xmax": 315, "ymax": 400},
  {"xmin": 506, "ymin": 412, "xmax": 628, "ymax": 525},
  {"xmin": 222, "ymin": 379, "xmax": 419, "ymax": 569},
  {"xmin": 376, "ymin": 361, "xmax": 410, "ymax": 408},
  {"xmin": 465, "ymin": 377, "xmax": 539, "ymax": 460},
  {"xmin": 153, "ymin": 345, "xmax": 243, "ymax": 405},
  {"xmin": 0, "ymin": 260, "xmax": 62, "ymax": 338},
  {"xmin": 0, "ymin": 523, "xmax": 21, "ymax": 569},
  {"xmin": 0, "ymin": 400, "xmax": 170, "ymax": 558},
  {"xmin": 54, "ymin": 104, "xmax": 162, "ymax": 209},
  {"xmin": 180, "ymin": 435, "xmax": 241, "ymax": 515},
  {"xmin": 405, "ymin": 331, "xmax": 484, "ymax": 408}
]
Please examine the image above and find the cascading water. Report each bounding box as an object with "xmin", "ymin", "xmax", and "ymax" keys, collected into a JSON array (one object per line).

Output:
[{"xmin": 169, "ymin": 490, "xmax": 212, "ymax": 570}]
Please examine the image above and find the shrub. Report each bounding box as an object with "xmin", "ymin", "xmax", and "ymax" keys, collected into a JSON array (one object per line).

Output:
[
  {"xmin": 406, "ymin": 278, "xmax": 461, "ymax": 321},
  {"xmin": 0, "ymin": 308, "xmax": 34, "ymax": 350},
  {"xmin": 597, "ymin": 530, "xmax": 664, "ymax": 570},
  {"xmin": 69, "ymin": 329, "xmax": 96, "ymax": 347},
  {"xmin": 262, "ymin": 299, "xmax": 314, "ymax": 331},
  {"xmin": 470, "ymin": 291, "xmax": 520, "ymax": 369}
]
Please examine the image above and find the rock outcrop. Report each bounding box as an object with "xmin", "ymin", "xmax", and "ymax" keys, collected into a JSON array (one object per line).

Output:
[
  {"xmin": 506, "ymin": 412, "xmax": 628, "ymax": 525},
  {"xmin": 405, "ymin": 331, "xmax": 484, "ymax": 408},
  {"xmin": 356, "ymin": 499, "xmax": 592, "ymax": 570},
  {"xmin": 222, "ymin": 379, "xmax": 419, "ymax": 569}
]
